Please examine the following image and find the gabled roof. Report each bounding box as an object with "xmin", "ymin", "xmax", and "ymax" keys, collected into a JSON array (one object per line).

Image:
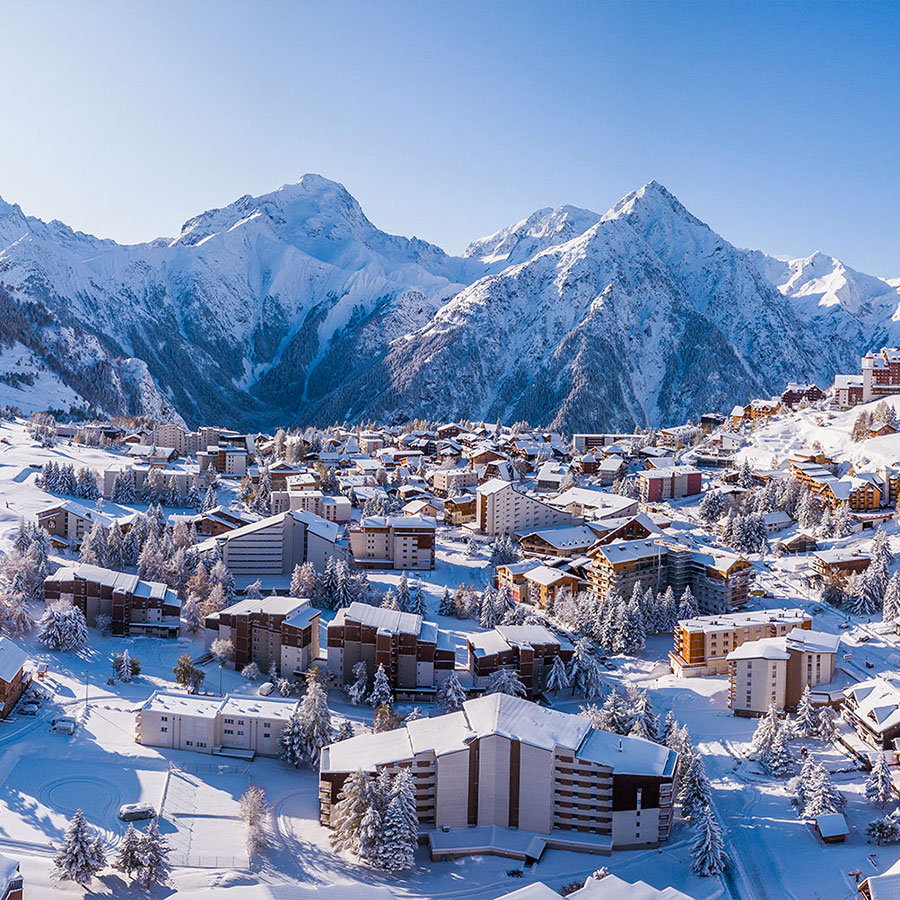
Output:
[{"xmin": 0, "ymin": 637, "xmax": 26, "ymax": 683}]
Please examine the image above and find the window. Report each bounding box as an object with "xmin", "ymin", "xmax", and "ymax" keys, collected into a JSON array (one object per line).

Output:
[
  {"xmin": 224, "ymin": 728, "xmax": 234, "ymax": 735},
  {"xmin": 185, "ymin": 740, "xmax": 193, "ymax": 746},
  {"xmin": 237, "ymin": 730, "xmax": 244, "ymax": 736},
  {"xmin": 224, "ymin": 718, "xmax": 234, "ymax": 725},
  {"xmin": 161, "ymin": 716, "xmax": 168, "ymax": 722},
  {"xmin": 263, "ymin": 733, "xmax": 270, "ymax": 739},
  {"xmin": 161, "ymin": 727, "xmax": 168, "ymax": 733}
]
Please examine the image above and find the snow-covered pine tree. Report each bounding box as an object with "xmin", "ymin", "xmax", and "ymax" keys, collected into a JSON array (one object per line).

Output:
[
  {"xmin": 681, "ymin": 753, "xmax": 714, "ymax": 820},
  {"xmin": 330, "ymin": 770, "xmax": 374, "ymax": 854},
  {"xmin": 436, "ymin": 670, "xmax": 467, "ymax": 712},
  {"xmin": 817, "ymin": 706, "xmax": 838, "ymax": 743},
  {"xmin": 867, "ymin": 808, "xmax": 900, "ymax": 845},
  {"xmin": 292, "ymin": 667, "xmax": 333, "ymax": 767},
  {"xmin": 486, "ymin": 666, "xmax": 527, "ymax": 697},
  {"xmin": 438, "ymin": 586, "xmax": 454, "ymax": 617},
  {"xmin": 380, "ymin": 768, "xmax": 418, "ymax": 871},
  {"xmin": 479, "ymin": 586, "xmax": 500, "ymax": 628},
  {"xmin": 662, "ymin": 710, "xmax": 678, "ymax": 745},
  {"xmin": 346, "ymin": 661, "xmax": 369, "ymax": 705},
  {"xmin": 751, "ymin": 703, "xmax": 781, "ymax": 756},
  {"xmin": 677, "ymin": 586, "xmax": 698, "ymax": 620},
  {"xmin": 545, "ymin": 654, "xmax": 570, "ymax": 694},
  {"xmin": 800, "ymin": 761, "xmax": 845, "ymax": 819},
  {"xmin": 181, "ymin": 592, "xmax": 204, "ymax": 634},
  {"xmin": 595, "ymin": 687, "xmax": 630, "ymax": 735},
  {"xmin": 408, "ymin": 577, "xmax": 427, "ymax": 616},
  {"xmin": 626, "ymin": 688, "xmax": 660, "ymax": 743},
  {"xmin": 52, "ymin": 808, "xmax": 106, "ymax": 886},
  {"xmin": 201, "ymin": 483, "xmax": 218, "ymax": 512},
  {"xmin": 38, "ymin": 602, "xmax": 88, "ymax": 651},
  {"xmin": 690, "ymin": 803, "xmax": 727, "ymax": 877},
  {"xmin": 137, "ymin": 819, "xmax": 171, "ymax": 889},
  {"xmin": 395, "ymin": 572, "xmax": 410, "ymax": 612},
  {"xmin": 114, "ymin": 822, "xmax": 143, "ymax": 881},
  {"xmin": 367, "ymin": 662, "xmax": 393, "ymax": 708},
  {"xmin": 760, "ymin": 727, "xmax": 794, "ymax": 777},
  {"xmin": 884, "ymin": 572, "xmax": 900, "ymax": 624},
  {"xmin": 791, "ymin": 684, "xmax": 819, "ymax": 738},
  {"xmin": 567, "ymin": 638, "xmax": 594, "ymax": 695},
  {"xmin": 291, "ymin": 561, "xmax": 320, "ymax": 603},
  {"xmin": 867, "ymin": 753, "xmax": 895, "ymax": 807}
]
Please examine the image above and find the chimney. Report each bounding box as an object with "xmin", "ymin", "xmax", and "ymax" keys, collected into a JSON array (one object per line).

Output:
[{"xmin": 618, "ymin": 739, "xmax": 623, "ymax": 752}]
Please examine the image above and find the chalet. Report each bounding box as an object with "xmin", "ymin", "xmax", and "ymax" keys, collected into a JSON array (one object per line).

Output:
[
  {"xmin": 402, "ymin": 498, "xmax": 443, "ymax": 520},
  {"xmin": 780, "ymin": 383, "xmax": 825, "ymax": 408},
  {"xmin": 127, "ymin": 444, "xmax": 179, "ymax": 464},
  {"xmin": 466, "ymin": 625, "xmax": 573, "ymax": 698},
  {"xmin": 869, "ymin": 421, "xmax": 897, "ymax": 439},
  {"xmin": 586, "ymin": 512, "xmax": 660, "ymax": 546},
  {"xmin": 761, "ymin": 510, "xmax": 792, "ymax": 533},
  {"xmin": 775, "ymin": 532, "xmax": 818, "ymax": 554},
  {"xmin": 36, "ymin": 499, "xmax": 115, "ymax": 546},
  {"xmin": 0, "ymin": 853, "xmax": 22, "ymax": 900},
  {"xmin": 596, "ymin": 455, "xmax": 627, "ymax": 486},
  {"xmin": 204, "ymin": 596, "xmax": 319, "ymax": 675},
  {"xmin": 814, "ymin": 813, "xmax": 848, "ymax": 844},
  {"xmin": 444, "ymin": 495, "xmax": 476, "ymax": 525},
  {"xmin": 812, "ymin": 548, "xmax": 871, "ymax": 580},
  {"xmin": 168, "ymin": 505, "xmax": 252, "ymax": 537},
  {"xmin": 536, "ymin": 461, "xmax": 569, "ymax": 491},
  {"xmin": 349, "ymin": 515, "xmax": 435, "ymax": 570},
  {"xmin": 326, "ymin": 602, "xmax": 454, "ymax": 692},
  {"xmin": 842, "ymin": 679, "xmax": 900, "ymax": 749},
  {"xmin": 514, "ymin": 564, "xmax": 580, "ymax": 608},
  {"xmin": 518, "ymin": 525, "xmax": 603, "ymax": 559},
  {"xmin": 44, "ymin": 563, "xmax": 181, "ymax": 636},
  {"xmin": 0, "ymin": 638, "xmax": 27, "ymax": 719}
]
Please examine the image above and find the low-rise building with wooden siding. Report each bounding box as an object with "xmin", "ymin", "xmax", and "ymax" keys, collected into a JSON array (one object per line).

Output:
[{"xmin": 0, "ymin": 638, "xmax": 27, "ymax": 719}]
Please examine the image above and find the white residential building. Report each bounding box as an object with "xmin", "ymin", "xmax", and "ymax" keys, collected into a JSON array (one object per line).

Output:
[{"xmin": 476, "ymin": 479, "xmax": 573, "ymax": 536}]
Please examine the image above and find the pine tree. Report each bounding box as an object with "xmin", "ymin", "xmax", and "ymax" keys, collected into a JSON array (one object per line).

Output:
[
  {"xmin": 330, "ymin": 770, "xmax": 374, "ymax": 854},
  {"xmin": 867, "ymin": 754, "xmax": 895, "ymax": 807},
  {"xmin": 868, "ymin": 808, "xmax": 900, "ymax": 845},
  {"xmin": 346, "ymin": 661, "xmax": 369, "ymax": 705},
  {"xmin": 408, "ymin": 576, "xmax": 427, "ymax": 616},
  {"xmin": 595, "ymin": 688, "xmax": 630, "ymax": 734},
  {"xmin": 690, "ymin": 803, "xmax": 727, "ymax": 877},
  {"xmin": 380, "ymin": 769, "xmax": 418, "ymax": 871},
  {"xmin": 817, "ymin": 707, "xmax": 838, "ymax": 743},
  {"xmin": 677, "ymin": 586, "xmax": 698, "ymax": 620},
  {"xmin": 681, "ymin": 753, "xmax": 713, "ymax": 820},
  {"xmin": 486, "ymin": 666, "xmax": 527, "ymax": 697},
  {"xmin": 479, "ymin": 586, "xmax": 500, "ymax": 628},
  {"xmin": 761, "ymin": 727, "xmax": 794, "ymax": 777},
  {"xmin": 792, "ymin": 685, "xmax": 819, "ymax": 738},
  {"xmin": 884, "ymin": 572, "xmax": 900, "ymax": 624},
  {"xmin": 438, "ymin": 586, "xmax": 454, "ymax": 616},
  {"xmin": 800, "ymin": 761, "xmax": 845, "ymax": 818},
  {"xmin": 38, "ymin": 602, "xmax": 88, "ymax": 651},
  {"xmin": 201, "ymin": 483, "xmax": 218, "ymax": 512},
  {"xmin": 137, "ymin": 819, "xmax": 171, "ymax": 889},
  {"xmin": 367, "ymin": 663, "xmax": 393, "ymax": 707},
  {"xmin": 181, "ymin": 592, "xmax": 204, "ymax": 634},
  {"xmin": 626, "ymin": 688, "xmax": 660, "ymax": 743},
  {"xmin": 436, "ymin": 670, "xmax": 467, "ymax": 712},
  {"xmin": 288, "ymin": 667, "xmax": 333, "ymax": 767},
  {"xmin": 114, "ymin": 822, "xmax": 143, "ymax": 881},
  {"xmin": 53, "ymin": 808, "xmax": 106, "ymax": 886},
  {"xmin": 395, "ymin": 572, "xmax": 410, "ymax": 612},
  {"xmin": 545, "ymin": 654, "xmax": 570, "ymax": 694},
  {"xmin": 568, "ymin": 638, "xmax": 595, "ymax": 695},
  {"xmin": 751, "ymin": 703, "xmax": 781, "ymax": 756}
]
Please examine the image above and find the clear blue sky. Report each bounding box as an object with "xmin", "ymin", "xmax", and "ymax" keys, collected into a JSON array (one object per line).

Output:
[{"xmin": 2, "ymin": 1, "xmax": 898, "ymax": 274}]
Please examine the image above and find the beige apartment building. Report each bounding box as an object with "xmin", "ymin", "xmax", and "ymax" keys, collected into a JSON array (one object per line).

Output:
[
  {"xmin": 348, "ymin": 515, "xmax": 436, "ymax": 570},
  {"xmin": 271, "ymin": 489, "xmax": 352, "ymax": 523},
  {"xmin": 151, "ymin": 423, "xmax": 187, "ymax": 455},
  {"xmin": 476, "ymin": 479, "xmax": 573, "ymax": 537},
  {"xmin": 136, "ymin": 692, "xmax": 298, "ymax": 757},
  {"xmin": 726, "ymin": 627, "xmax": 839, "ymax": 716},
  {"xmin": 432, "ymin": 468, "xmax": 479, "ymax": 496},
  {"xmin": 320, "ymin": 694, "xmax": 677, "ymax": 858},
  {"xmin": 669, "ymin": 608, "xmax": 813, "ymax": 677}
]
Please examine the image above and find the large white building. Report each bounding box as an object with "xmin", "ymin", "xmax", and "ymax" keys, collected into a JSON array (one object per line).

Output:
[
  {"xmin": 476, "ymin": 479, "xmax": 573, "ymax": 537},
  {"xmin": 348, "ymin": 515, "xmax": 436, "ymax": 570},
  {"xmin": 196, "ymin": 509, "xmax": 345, "ymax": 579},
  {"xmin": 319, "ymin": 694, "xmax": 677, "ymax": 858}
]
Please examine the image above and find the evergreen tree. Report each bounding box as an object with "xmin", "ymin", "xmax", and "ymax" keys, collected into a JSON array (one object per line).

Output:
[
  {"xmin": 761, "ymin": 727, "xmax": 794, "ymax": 777},
  {"xmin": 867, "ymin": 808, "xmax": 900, "ymax": 845},
  {"xmin": 438, "ymin": 586, "xmax": 454, "ymax": 616},
  {"xmin": 800, "ymin": 762, "xmax": 845, "ymax": 818},
  {"xmin": 38, "ymin": 602, "xmax": 88, "ymax": 651},
  {"xmin": 486, "ymin": 666, "xmax": 527, "ymax": 697},
  {"xmin": 884, "ymin": 572, "xmax": 900, "ymax": 624},
  {"xmin": 380, "ymin": 769, "xmax": 418, "ymax": 871},
  {"xmin": 137, "ymin": 819, "xmax": 171, "ymax": 889},
  {"xmin": 568, "ymin": 638, "xmax": 595, "ymax": 695},
  {"xmin": 408, "ymin": 576, "xmax": 427, "ymax": 616},
  {"xmin": 867, "ymin": 754, "xmax": 895, "ymax": 807},
  {"xmin": 367, "ymin": 662, "xmax": 393, "ymax": 707},
  {"xmin": 201, "ymin": 483, "xmax": 218, "ymax": 512},
  {"xmin": 173, "ymin": 653, "xmax": 204, "ymax": 692},
  {"xmin": 281, "ymin": 667, "xmax": 333, "ymax": 768},
  {"xmin": 291, "ymin": 561, "xmax": 321, "ymax": 602},
  {"xmin": 792, "ymin": 685, "xmax": 819, "ymax": 738},
  {"xmin": 545, "ymin": 654, "xmax": 570, "ymax": 694},
  {"xmin": 114, "ymin": 822, "xmax": 143, "ymax": 882},
  {"xmin": 346, "ymin": 661, "xmax": 369, "ymax": 706},
  {"xmin": 751, "ymin": 703, "xmax": 781, "ymax": 756},
  {"xmin": 479, "ymin": 585, "xmax": 500, "ymax": 628},
  {"xmin": 690, "ymin": 804, "xmax": 727, "ymax": 877},
  {"xmin": 330, "ymin": 770, "xmax": 374, "ymax": 854},
  {"xmin": 681, "ymin": 753, "xmax": 714, "ymax": 820},
  {"xmin": 395, "ymin": 571, "xmax": 410, "ymax": 612},
  {"xmin": 677, "ymin": 586, "xmax": 698, "ymax": 620},
  {"xmin": 596, "ymin": 688, "xmax": 631, "ymax": 734},
  {"xmin": 181, "ymin": 592, "xmax": 204, "ymax": 634},
  {"xmin": 52, "ymin": 808, "xmax": 106, "ymax": 886},
  {"xmin": 626, "ymin": 688, "xmax": 660, "ymax": 743},
  {"xmin": 817, "ymin": 706, "xmax": 838, "ymax": 743},
  {"xmin": 436, "ymin": 670, "xmax": 467, "ymax": 712}
]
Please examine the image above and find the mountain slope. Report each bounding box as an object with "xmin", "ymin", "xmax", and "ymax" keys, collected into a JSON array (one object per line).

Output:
[{"xmin": 0, "ymin": 175, "xmax": 894, "ymax": 431}]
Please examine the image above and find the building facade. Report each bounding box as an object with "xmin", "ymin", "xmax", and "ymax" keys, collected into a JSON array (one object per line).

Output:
[
  {"xmin": 348, "ymin": 515, "xmax": 436, "ymax": 570},
  {"xmin": 0, "ymin": 638, "xmax": 27, "ymax": 719},
  {"xmin": 476, "ymin": 479, "xmax": 573, "ymax": 537}
]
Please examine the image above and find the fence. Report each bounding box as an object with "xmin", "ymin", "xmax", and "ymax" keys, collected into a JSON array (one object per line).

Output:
[{"xmin": 168, "ymin": 760, "xmax": 251, "ymax": 776}]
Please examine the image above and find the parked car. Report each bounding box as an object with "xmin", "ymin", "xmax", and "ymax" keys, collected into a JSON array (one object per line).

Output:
[
  {"xmin": 52, "ymin": 716, "xmax": 76, "ymax": 735},
  {"xmin": 18, "ymin": 703, "xmax": 39, "ymax": 716},
  {"xmin": 118, "ymin": 803, "xmax": 155, "ymax": 822},
  {"xmin": 258, "ymin": 682, "xmax": 275, "ymax": 696}
]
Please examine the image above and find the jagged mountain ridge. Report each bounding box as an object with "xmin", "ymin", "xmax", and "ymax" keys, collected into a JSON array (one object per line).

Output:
[{"xmin": 0, "ymin": 176, "xmax": 896, "ymax": 431}]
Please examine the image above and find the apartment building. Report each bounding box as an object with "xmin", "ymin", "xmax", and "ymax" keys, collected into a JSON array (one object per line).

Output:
[
  {"xmin": 588, "ymin": 539, "xmax": 752, "ymax": 615},
  {"xmin": 518, "ymin": 525, "xmax": 604, "ymax": 559},
  {"xmin": 271, "ymin": 489, "xmax": 352, "ymax": 522},
  {"xmin": 44, "ymin": 563, "xmax": 181, "ymax": 637},
  {"xmin": 549, "ymin": 487, "xmax": 639, "ymax": 522},
  {"xmin": 444, "ymin": 495, "xmax": 477, "ymax": 525},
  {"xmin": 811, "ymin": 548, "xmax": 871, "ymax": 580},
  {"xmin": 466, "ymin": 625, "xmax": 573, "ymax": 698},
  {"xmin": 636, "ymin": 466, "xmax": 702, "ymax": 502},
  {"xmin": 669, "ymin": 608, "xmax": 812, "ymax": 677},
  {"xmin": 319, "ymin": 694, "xmax": 677, "ymax": 857},
  {"xmin": 326, "ymin": 602, "xmax": 454, "ymax": 692},
  {"xmin": 432, "ymin": 468, "xmax": 478, "ymax": 496},
  {"xmin": 196, "ymin": 509, "xmax": 345, "ymax": 578},
  {"xmin": 348, "ymin": 515, "xmax": 436, "ymax": 570},
  {"xmin": 477, "ymin": 479, "xmax": 574, "ymax": 537},
  {"xmin": 726, "ymin": 627, "xmax": 839, "ymax": 715},
  {"xmin": 151, "ymin": 423, "xmax": 188, "ymax": 455},
  {"xmin": 0, "ymin": 638, "xmax": 27, "ymax": 719},
  {"xmin": 780, "ymin": 383, "xmax": 825, "ymax": 408},
  {"xmin": 204, "ymin": 595, "xmax": 319, "ymax": 675},
  {"xmin": 198, "ymin": 447, "xmax": 248, "ymax": 476},
  {"xmin": 136, "ymin": 691, "xmax": 298, "ymax": 758}
]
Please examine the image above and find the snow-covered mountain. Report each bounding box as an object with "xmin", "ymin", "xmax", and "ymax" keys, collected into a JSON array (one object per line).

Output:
[{"xmin": 0, "ymin": 175, "xmax": 896, "ymax": 431}]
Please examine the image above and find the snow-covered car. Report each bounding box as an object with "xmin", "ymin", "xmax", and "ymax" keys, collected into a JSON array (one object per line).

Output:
[
  {"xmin": 18, "ymin": 703, "xmax": 39, "ymax": 716},
  {"xmin": 118, "ymin": 803, "xmax": 155, "ymax": 822},
  {"xmin": 258, "ymin": 682, "xmax": 275, "ymax": 696},
  {"xmin": 52, "ymin": 716, "xmax": 76, "ymax": 734}
]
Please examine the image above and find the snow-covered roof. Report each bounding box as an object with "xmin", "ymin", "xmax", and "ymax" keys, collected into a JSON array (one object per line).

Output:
[
  {"xmin": 577, "ymin": 729, "xmax": 677, "ymax": 777},
  {"xmin": 523, "ymin": 565, "xmax": 575, "ymax": 587},
  {"xmin": 468, "ymin": 625, "xmax": 561, "ymax": 658},
  {"xmin": 331, "ymin": 601, "xmax": 424, "ymax": 637},
  {"xmin": 784, "ymin": 627, "xmax": 840, "ymax": 655},
  {"xmin": 569, "ymin": 874, "xmax": 697, "ymax": 900},
  {"xmin": 223, "ymin": 595, "xmax": 311, "ymax": 618},
  {"xmin": 591, "ymin": 539, "xmax": 664, "ymax": 565},
  {"xmin": 518, "ymin": 525, "xmax": 600, "ymax": 550},
  {"xmin": 814, "ymin": 812, "xmax": 848, "ymax": 838},
  {"xmin": 142, "ymin": 692, "xmax": 225, "ymax": 718},
  {"xmin": 45, "ymin": 563, "xmax": 178, "ymax": 606},
  {"xmin": 0, "ymin": 637, "xmax": 26, "ymax": 683},
  {"xmin": 678, "ymin": 608, "xmax": 810, "ymax": 634},
  {"xmin": 726, "ymin": 638, "xmax": 790, "ymax": 662},
  {"xmin": 219, "ymin": 695, "xmax": 299, "ymax": 720},
  {"xmin": 844, "ymin": 678, "xmax": 900, "ymax": 734}
]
